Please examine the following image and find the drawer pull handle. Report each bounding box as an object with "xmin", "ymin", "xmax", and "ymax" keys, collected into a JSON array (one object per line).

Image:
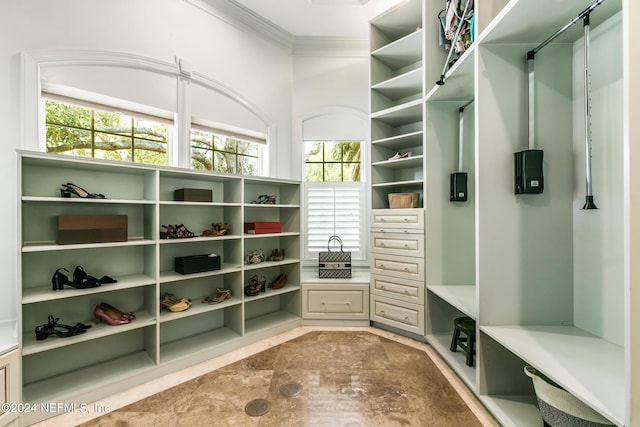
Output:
[
  {"xmin": 404, "ymin": 267, "xmax": 409, "ymax": 271},
  {"xmin": 404, "ymin": 290, "xmax": 410, "ymax": 295},
  {"xmin": 321, "ymin": 301, "xmax": 351, "ymax": 305},
  {"xmin": 404, "ymin": 244, "xmax": 409, "ymax": 247},
  {"xmin": 380, "ymin": 285, "xmax": 385, "ymax": 289},
  {"xmin": 380, "ymin": 243, "xmax": 385, "ymax": 247},
  {"xmin": 403, "ymin": 218, "xmax": 409, "ymax": 222}
]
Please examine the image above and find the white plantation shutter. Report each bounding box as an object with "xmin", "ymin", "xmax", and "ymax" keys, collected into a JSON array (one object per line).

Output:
[{"xmin": 305, "ymin": 182, "xmax": 364, "ymax": 260}]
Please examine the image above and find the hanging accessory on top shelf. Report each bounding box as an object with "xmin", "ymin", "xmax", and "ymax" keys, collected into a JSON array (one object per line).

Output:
[
  {"xmin": 450, "ymin": 100, "xmax": 473, "ymax": 202},
  {"xmin": 436, "ymin": 0, "xmax": 473, "ymax": 86}
]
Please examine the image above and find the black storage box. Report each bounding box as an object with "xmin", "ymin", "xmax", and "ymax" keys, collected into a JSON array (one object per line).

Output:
[
  {"xmin": 174, "ymin": 188, "xmax": 212, "ymax": 202},
  {"xmin": 175, "ymin": 254, "xmax": 221, "ymax": 274}
]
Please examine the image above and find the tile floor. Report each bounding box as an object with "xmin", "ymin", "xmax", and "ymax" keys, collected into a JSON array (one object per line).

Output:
[{"xmin": 34, "ymin": 327, "xmax": 498, "ymax": 427}]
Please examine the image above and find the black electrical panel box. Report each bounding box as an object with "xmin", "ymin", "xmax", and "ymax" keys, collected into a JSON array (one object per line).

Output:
[
  {"xmin": 450, "ymin": 172, "xmax": 468, "ymax": 201},
  {"xmin": 514, "ymin": 149, "xmax": 544, "ymax": 194}
]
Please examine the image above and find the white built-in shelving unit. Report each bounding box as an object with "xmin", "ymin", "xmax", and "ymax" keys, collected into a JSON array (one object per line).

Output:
[
  {"xmin": 371, "ymin": 0, "xmax": 630, "ymax": 425},
  {"xmin": 18, "ymin": 151, "xmax": 301, "ymax": 424}
]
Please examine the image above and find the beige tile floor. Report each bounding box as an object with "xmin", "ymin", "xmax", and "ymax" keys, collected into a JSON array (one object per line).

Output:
[{"xmin": 33, "ymin": 327, "xmax": 498, "ymax": 427}]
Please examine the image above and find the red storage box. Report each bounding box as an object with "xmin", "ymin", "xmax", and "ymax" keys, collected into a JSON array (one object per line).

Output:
[
  {"xmin": 244, "ymin": 222, "xmax": 282, "ymax": 234},
  {"xmin": 58, "ymin": 215, "xmax": 128, "ymax": 244}
]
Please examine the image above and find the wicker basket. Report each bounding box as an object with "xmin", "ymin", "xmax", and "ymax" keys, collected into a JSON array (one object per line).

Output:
[{"xmin": 388, "ymin": 192, "xmax": 419, "ymax": 208}]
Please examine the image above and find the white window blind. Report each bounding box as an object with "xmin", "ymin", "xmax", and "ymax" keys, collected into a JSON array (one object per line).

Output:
[{"xmin": 305, "ymin": 182, "xmax": 364, "ymax": 260}]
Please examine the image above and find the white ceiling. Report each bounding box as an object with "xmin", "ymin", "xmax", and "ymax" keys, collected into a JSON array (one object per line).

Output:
[{"xmin": 229, "ymin": 0, "xmax": 404, "ymax": 38}]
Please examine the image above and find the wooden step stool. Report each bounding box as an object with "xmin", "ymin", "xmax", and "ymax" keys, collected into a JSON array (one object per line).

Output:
[{"xmin": 449, "ymin": 316, "xmax": 476, "ymax": 367}]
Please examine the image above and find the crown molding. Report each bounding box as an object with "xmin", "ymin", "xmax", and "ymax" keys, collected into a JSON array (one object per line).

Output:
[
  {"xmin": 293, "ymin": 36, "xmax": 369, "ymax": 57},
  {"xmin": 184, "ymin": 0, "xmax": 295, "ymax": 49}
]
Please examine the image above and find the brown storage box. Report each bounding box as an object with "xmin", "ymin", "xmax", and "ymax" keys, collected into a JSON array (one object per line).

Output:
[
  {"xmin": 244, "ymin": 222, "xmax": 282, "ymax": 234},
  {"xmin": 58, "ymin": 215, "xmax": 128, "ymax": 245},
  {"xmin": 174, "ymin": 188, "xmax": 212, "ymax": 202},
  {"xmin": 388, "ymin": 193, "xmax": 419, "ymax": 209}
]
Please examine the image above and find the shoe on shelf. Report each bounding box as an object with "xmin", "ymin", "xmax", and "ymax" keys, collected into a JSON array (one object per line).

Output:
[
  {"xmin": 161, "ymin": 224, "xmax": 198, "ymax": 239},
  {"xmin": 98, "ymin": 302, "xmax": 135, "ymax": 321},
  {"xmin": 202, "ymin": 222, "xmax": 230, "ymax": 236},
  {"xmin": 160, "ymin": 293, "xmax": 192, "ymax": 312},
  {"xmin": 267, "ymin": 248, "xmax": 285, "ymax": 262},
  {"xmin": 60, "ymin": 182, "xmax": 107, "ymax": 199},
  {"xmin": 245, "ymin": 249, "xmax": 264, "ymax": 265},
  {"xmin": 244, "ymin": 275, "xmax": 261, "ymax": 296},
  {"xmin": 268, "ymin": 274, "xmax": 287, "ymax": 290},
  {"xmin": 94, "ymin": 304, "xmax": 133, "ymax": 326},
  {"xmin": 250, "ymin": 194, "xmax": 277, "ymax": 204},
  {"xmin": 35, "ymin": 315, "xmax": 91, "ymax": 340},
  {"xmin": 203, "ymin": 288, "xmax": 232, "ymax": 304},
  {"xmin": 71, "ymin": 266, "xmax": 101, "ymax": 289},
  {"xmin": 387, "ymin": 151, "xmax": 413, "ymax": 161},
  {"xmin": 51, "ymin": 267, "xmax": 73, "ymax": 291}
]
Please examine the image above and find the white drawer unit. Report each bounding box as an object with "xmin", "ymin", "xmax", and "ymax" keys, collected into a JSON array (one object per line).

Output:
[
  {"xmin": 302, "ymin": 283, "xmax": 369, "ymax": 321},
  {"xmin": 370, "ymin": 231, "xmax": 425, "ymax": 257},
  {"xmin": 370, "ymin": 294, "xmax": 424, "ymax": 335},
  {"xmin": 370, "ymin": 208, "xmax": 424, "ymax": 230},
  {"xmin": 370, "ymin": 273, "xmax": 424, "ymax": 304},
  {"xmin": 369, "ymin": 208, "xmax": 425, "ymax": 336},
  {"xmin": 371, "ymin": 252, "xmax": 424, "ymax": 281}
]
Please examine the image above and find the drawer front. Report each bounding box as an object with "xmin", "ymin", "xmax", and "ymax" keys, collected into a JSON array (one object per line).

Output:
[
  {"xmin": 370, "ymin": 273, "xmax": 424, "ymax": 304},
  {"xmin": 302, "ymin": 284, "xmax": 369, "ymax": 320},
  {"xmin": 371, "ymin": 253, "xmax": 424, "ymax": 281},
  {"xmin": 370, "ymin": 232, "xmax": 424, "ymax": 257},
  {"xmin": 370, "ymin": 209, "xmax": 424, "ymax": 230},
  {"xmin": 370, "ymin": 294, "xmax": 424, "ymax": 335}
]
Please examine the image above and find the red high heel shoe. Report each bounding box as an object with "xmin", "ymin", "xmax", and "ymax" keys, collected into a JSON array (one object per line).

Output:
[{"xmin": 94, "ymin": 304, "xmax": 132, "ymax": 326}]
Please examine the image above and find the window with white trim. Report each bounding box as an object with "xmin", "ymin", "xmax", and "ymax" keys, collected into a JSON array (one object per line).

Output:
[
  {"xmin": 44, "ymin": 95, "xmax": 171, "ymax": 165},
  {"xmin": 304, "ymin": 140, "xmax": 365, "ymax": 261},
  {"xmin": 190, "ymin": 121, "xmax": 266, "ymax": 175}
]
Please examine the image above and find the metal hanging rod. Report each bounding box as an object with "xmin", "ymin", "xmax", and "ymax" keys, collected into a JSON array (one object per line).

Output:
[
  {"xmin": 457, "ymin": 99, "xmax": 474, "ymax": 171},
  {"xmin": 526, "ymin": 0, "xmax": 604, "ymax": 60}
]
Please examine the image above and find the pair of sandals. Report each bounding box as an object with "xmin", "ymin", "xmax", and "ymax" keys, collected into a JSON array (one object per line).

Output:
[
  {"xmin": 161, "ymin": 224, "xmax": 198, "ymax": 239},
  {"xmin": 160, "ymin": 293, "xmax": 192, "ymax": 312},
  {"xmin": 202, "ymin": 223, "xmax": 230, "ymax": 237},
  {"xmin": 35, "ymin": 315, "xmax": 91, "ymax": 340},
  {"xmin": 51, "ymin": 266, "xmax": 117, "ymax": 291},
  {"xmin": 251, "ymin": 194, "xmax": 277, "ymax": 205},
  {"xmin": 203, "ymin": 288, "xmax": 232, "ymax": 304}
]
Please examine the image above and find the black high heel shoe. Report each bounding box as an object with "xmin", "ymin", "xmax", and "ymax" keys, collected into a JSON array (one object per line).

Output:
[
  {"xmin": 72, "ymin": 266, "xmax": 101, "ymax": 289},
  {"xmin": 60, "ymin": 182, "xmax": 106, "ymax": 199},
  {"xmin": 51, "ymin": 268, "xmax": 73, "ymax": 291}
]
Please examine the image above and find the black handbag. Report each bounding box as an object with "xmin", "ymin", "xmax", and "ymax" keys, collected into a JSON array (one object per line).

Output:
[{"xmin": 318, "ymin": 235, "xmax": 352, "ymax": 279}]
